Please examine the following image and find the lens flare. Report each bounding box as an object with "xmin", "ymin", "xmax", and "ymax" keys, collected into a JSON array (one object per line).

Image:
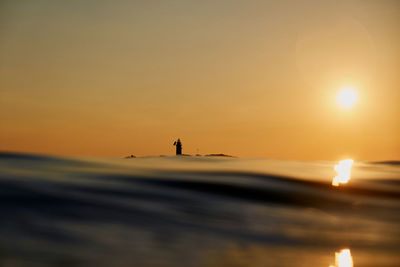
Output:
[
  {"xmin": 329, "ymin": 248, "xmax": 353, "ymax": 267},
  {"xmin": 332, "ymin": 159, "xmax": 353, "ymax": 186}
]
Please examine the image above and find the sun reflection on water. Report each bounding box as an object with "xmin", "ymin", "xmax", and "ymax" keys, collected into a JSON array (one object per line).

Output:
[
  {"xmin": 332, "ymin": 159, "xmax": 353, "ymax": 186},
  {"xmin": 329, "ymin": 248, "xmax": 353, "ymax": 267}
]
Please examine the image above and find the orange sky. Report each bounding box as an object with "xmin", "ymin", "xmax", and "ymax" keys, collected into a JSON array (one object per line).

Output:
[{"xmin": 0, "ymin": 0, "xmax": 399, "ymax": 160}]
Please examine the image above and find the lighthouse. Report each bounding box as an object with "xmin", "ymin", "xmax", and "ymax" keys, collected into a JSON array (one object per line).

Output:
[{"xmin": 173, "ymin": 139, "xmax": 182, "ymax": 155}]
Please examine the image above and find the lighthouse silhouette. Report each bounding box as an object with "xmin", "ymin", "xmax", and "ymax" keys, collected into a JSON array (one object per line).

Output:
[{"xmin": 173, "ymin": 139, "xmax": 182, "ymax": 155}]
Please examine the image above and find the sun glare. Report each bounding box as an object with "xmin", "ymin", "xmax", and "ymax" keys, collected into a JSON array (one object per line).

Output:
[
  {"xmin": 337, "ymin": 88, "xmax": 358, "ymax": 108},
  {"xmin": 332, "ymin": 159, "xmax": 354, "ymax": 186},
  {"xmin": 329, "ymin": 249, "xmax": 353, "ymax": 267}
]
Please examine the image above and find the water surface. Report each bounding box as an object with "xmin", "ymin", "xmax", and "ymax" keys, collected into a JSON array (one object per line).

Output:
[{"xmin": 1, "ymin": 153, "xmax": 399, "ymax": 266}]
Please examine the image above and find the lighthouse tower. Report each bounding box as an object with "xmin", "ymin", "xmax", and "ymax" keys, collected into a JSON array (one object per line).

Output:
[{"xmin": 173, "ymin": 139, "xmax": 182, "ymax": 155}]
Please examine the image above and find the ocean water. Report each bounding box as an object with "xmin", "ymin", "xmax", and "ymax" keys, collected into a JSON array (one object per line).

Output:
[{"xmin": 0, "ymin": 152, "xmax": 399, "ymax": 267}]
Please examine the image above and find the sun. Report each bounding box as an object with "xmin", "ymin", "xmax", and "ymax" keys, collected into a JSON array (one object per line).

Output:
[{"xmin": 337, "ymin": 88, "xmax": 358, "ymax": 108}]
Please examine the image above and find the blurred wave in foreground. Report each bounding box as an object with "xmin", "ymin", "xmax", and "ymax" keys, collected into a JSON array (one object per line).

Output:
[{"xmin": 0, "ymin": 152, "xmax": 399, "ymax": 266}]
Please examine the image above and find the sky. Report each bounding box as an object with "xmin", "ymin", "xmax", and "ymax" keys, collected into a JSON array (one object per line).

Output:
[{"xmin": 0, "ymin": 0, "xmax": 399, "ymax": 160}]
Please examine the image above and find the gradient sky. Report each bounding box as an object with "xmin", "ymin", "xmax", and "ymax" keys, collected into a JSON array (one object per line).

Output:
[{"xmin": 1, "ymin": 0, "xmax": 399, "ymax": 160}]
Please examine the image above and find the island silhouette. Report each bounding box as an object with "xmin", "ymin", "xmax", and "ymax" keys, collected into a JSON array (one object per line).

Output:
[{"xmin": 124, "ymin": 139, "xmax": 235, "ymax": 158}]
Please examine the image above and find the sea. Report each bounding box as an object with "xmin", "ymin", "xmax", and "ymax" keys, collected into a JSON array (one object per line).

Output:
[{"xmin": 0, "ymin": 152, "xmax": 399, "ymax": 267}]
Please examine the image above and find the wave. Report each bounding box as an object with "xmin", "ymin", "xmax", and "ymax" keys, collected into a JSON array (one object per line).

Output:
[{"xmin": 0, "ymin": 152, "xmax": 399, "ymax": 266}]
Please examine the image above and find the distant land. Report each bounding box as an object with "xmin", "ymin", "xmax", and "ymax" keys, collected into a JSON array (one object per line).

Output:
[
  {"xmin": 371, "ymin": 160, "xmax": 400, "ymax": 165},
  {"xmin": 204, "ymin": 154, "xmax": 236, "ymax": 158},
  {"xmin": 124, "ymin": 153, "xmax": 236, "ymax": 158}
]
